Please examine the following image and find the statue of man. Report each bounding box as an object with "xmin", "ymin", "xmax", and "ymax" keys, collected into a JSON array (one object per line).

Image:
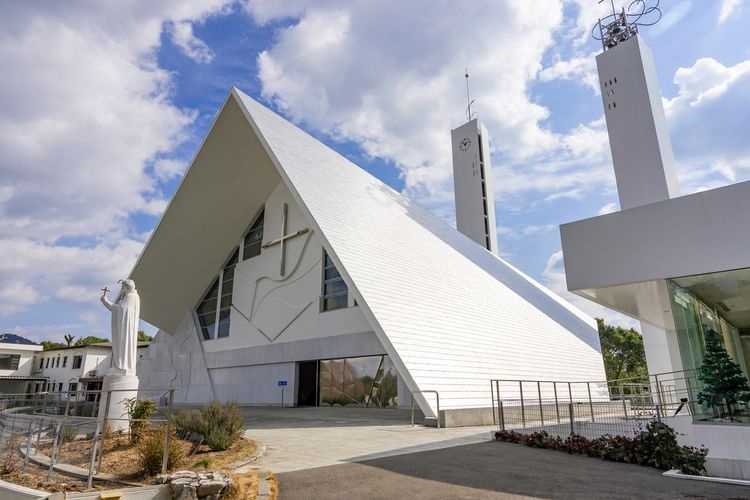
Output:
[{"xmin": 100, "ymin": 279, "xmax": 140, "ymax": 376}]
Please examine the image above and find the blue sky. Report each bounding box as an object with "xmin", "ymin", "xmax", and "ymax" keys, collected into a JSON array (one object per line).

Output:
[{"xmin": 1, "ymin": 0, "xmax": 748, "ymax": 343}]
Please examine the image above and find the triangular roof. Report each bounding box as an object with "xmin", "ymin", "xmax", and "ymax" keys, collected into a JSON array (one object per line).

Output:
[{"xmin": 132, "ymin": 88, "xmax": 605, "ymax": 414}]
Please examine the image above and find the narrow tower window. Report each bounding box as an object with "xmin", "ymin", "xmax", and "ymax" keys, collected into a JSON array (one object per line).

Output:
[{"xmin": 321, "ymin": 250, "xmax": 348, "ymax": 311}]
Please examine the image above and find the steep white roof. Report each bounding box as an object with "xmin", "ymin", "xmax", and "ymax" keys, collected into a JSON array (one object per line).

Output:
[{"xmin": 231, "ymin": 89, "xmax": 606, "ymax": 413}]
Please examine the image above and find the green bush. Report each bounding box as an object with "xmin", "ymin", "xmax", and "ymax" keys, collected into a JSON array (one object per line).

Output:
[
  {"xmin": 136, "ymin": 427, "xmax": 185, "ymax": 476},
  {"xmin": 205, "ymin": 427, "xmax": 234, "ymax": 452},
  {"xmin": 173, "ymin": 408, "xmax": 203, "ymax": 438},
  {"xmin": 677, "ymin": 445, "xmax": 709, "ymax": 476},
  {"xmin": 123, "ymin": 397, "xmax": 158, "ymax": 443},
  {"xmin": 494, "ymin": 421, "xmax": 708, "ymax": 475},
  {"xmin": 60, "ymin": 424, "xmax": 77, "ymax": 443},
  {"xmin": 199, "ymin": 400, "xmax": 245, "ymax": 451}
]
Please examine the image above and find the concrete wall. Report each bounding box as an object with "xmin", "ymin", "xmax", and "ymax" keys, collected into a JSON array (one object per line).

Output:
[
  {"xmin": 668, "ymin": 416, "xmax": 750, "ymax": 480},
  {"xmin": 0, "ymin": 344, "xmax": 41, "ymax": 379},
  {"xmin": 561, "ymin": 180, "xmax": 750, "ymax": 292}
]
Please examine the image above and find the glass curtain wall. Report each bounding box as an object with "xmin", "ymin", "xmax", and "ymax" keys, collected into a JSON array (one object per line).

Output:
[
  {"xmin": 668, "ymin": 280, "xmax": 748, "ymax": 375},
  {"xmin": 318, "ymin": 355, "xmax": 398, "ymax": 408}
]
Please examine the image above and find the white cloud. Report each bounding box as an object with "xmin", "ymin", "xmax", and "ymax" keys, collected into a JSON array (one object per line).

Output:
[
  {"xmin": 542, "ymin": 250, "xmax": 641, "ymax": 331},
  {"xmin": 539, "ymin": 52, "xmax": 600, "ymax": 92},
  {"xmin": 664, "ymin": 57, "xmax": 750, "ymax": 193},
  {"xmin": 597, "ymin": 202, "xmax": 618, "ymax": 215},
  {"xmin": 168, "ymin": 20, "xmax": 215, "ymax": 63},
  {"xmin": 718, "ymin": 0, "xmax": 742, "ymax": 23},
  {"xmin": 0, "ymin": 1, "xmax": 234, "ymax": 318},
  {"xmin": 153, "ymin": 158, "xmax": 188, "ymax": 181},
  {"xmin": 0, "ymin": 282, "xmax": 41, "ymax": 316},
  {"xmin": 254, "ymin": 1, "xmax": 566, "ymax": 205}
]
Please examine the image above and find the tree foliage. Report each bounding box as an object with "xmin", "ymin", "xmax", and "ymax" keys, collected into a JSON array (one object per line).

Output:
[
  {"xmin": 41, "ymin": 340, "xmax": 65, "ymax": 351},
  {"xmin": 137, "ymin": 330, "xmax": 153, "ymax": 341},
  {"xmin": 74, "ymin": 335, "xmax": 108, "ymax": 346},
  {"xmin": 696, "ymin": 328, "xmax": 750, "ymax": 419},
  {"xmin": 597, "ymin": 318, "xmax": 648, "ymax": 382}
]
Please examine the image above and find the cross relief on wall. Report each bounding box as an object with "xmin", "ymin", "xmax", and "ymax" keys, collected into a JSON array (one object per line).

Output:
[{"xmin": 262, "ymin": 202, "xmax": 309, "ymax": 277}]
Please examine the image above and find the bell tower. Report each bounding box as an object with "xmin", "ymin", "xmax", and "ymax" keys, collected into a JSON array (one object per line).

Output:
[
  {"xmin": 451, "ymin": 72, "xmax": 498, "ymax": 255},
  {"xmin": 595, "ymin": 4, "xmax": 680, "ymax": 210}
]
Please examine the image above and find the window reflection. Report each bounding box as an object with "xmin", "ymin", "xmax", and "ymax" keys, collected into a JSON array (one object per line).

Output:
[{"xmin": 318, "ymin": 355, "xmax": 398, "ymax": 407}]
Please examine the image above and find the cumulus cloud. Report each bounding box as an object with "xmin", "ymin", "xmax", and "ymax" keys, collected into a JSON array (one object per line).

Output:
[
  {"xmin": 664, "ymin": 57, "xmax": 750, "ymax": 193},
  {"xmin": 0, "ymin": 1, "xmax": 233, "ymax": 318},
  {"xmin": 253, "ymin": 1, "xmax": 568, "ymax": 204}
]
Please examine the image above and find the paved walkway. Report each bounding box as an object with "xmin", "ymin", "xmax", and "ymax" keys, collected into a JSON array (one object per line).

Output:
[
  {"xmin": 277, "ymin": 440, "xmax": 750, "ymax": 499},
  {"xmin": 236, "ymin": 407, "xmax": 496, "ymax": 474}
]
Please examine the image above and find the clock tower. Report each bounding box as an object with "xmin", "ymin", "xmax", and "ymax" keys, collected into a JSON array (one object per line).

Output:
[{"xmin": 451, "ymin": 118, "xmax": 498, "ymax": 255}]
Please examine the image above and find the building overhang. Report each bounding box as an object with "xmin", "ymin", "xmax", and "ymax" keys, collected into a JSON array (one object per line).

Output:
[
  {"xmin": 130, "ymin": 93, "xmax": 281, "ymax": 332},
  {"xmin": 561, "ymin": 180, "xmax": 750, "ymax": 329}
]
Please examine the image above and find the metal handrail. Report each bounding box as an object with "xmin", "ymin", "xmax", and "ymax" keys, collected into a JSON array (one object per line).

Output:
[{"xmin": 410, "ymin": 390, "xmax": 440, "ymax": 429}]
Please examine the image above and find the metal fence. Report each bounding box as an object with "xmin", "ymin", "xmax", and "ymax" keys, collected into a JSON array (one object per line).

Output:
[
  {"xmin": 496, "ymin": 399, "xmax": 661, "ymax": 439},
  {"xmin": 0, "ymin": 387, "xmax": 174, "ymax": 488},
  {"xmin": 491, "ymin": 378, "xmax": 666, "ymax": 439}
]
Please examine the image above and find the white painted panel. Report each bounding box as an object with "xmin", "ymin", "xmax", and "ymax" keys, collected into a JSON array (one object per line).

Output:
[{"xmin": 561, "ymin": 180, "xmax": 750, "ymax": 292}]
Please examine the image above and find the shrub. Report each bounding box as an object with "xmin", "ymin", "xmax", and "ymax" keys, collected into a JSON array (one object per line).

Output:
[
  {"xmin": 136, "ymin": 426, "xmax": 185, "ymax": 476},
  {"xmin": 173, "ymin": 408, "xmax": 203, "ymax": 439},
  {"xmin": 677, "ymin": 446, "xmax": 708, "ymax": 476},
  {"xmin": 124, "ymin": 397, "xmax": 158, "ymax": 444},
  {"xmin": 638, "ymin": 421, "xmax": 680, "ymax": 469},
  {"xmin": 200, "ymin": 400, "xmax": 245, "ymax": 451},
  {"xmin": 60, "ymin": 424, "xmax": 77, "ymax": 443},
  {"xmin": 493, "ymin": 421, "xmax": 708, "ymax": 475},
  {"xmin": 205, "ymin": 427, "xmax": 234, "ymax": 452}
]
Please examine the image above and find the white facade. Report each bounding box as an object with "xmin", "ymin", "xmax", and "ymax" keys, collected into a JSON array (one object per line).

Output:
[
  {"xmin": 597, "ymin": 34, "xmax": 680, "ymax": 210},
  {"xmin": 133, "ymin": 89, "xmax": 606, "ymax": 421},
  {"xmin": 561, "ymin": 27, "xmax": 750, "ymax": 477},
  {"xmin": 0, "ymin": 339, "xmax": 43, "ymax": 394},
  {"xmin": 451, "ymin": 119, "xmax": 498, "ymax": 255},
  {"xmin": 30, "ymin": 343, "xmax": 149, "ymax": 394}
]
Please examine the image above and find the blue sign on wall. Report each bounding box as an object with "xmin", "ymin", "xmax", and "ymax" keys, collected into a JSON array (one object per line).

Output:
[{"xmin": 278, "ymin": 380, "xmax": 288, "ymax": 387}]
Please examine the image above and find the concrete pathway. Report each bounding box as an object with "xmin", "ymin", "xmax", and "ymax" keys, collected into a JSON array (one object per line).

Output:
[
  {"xmin": 278, "ymin": 440, "xmax": 750, "ymax": 499},
  {"xmin": 236, "ymin": 407, "xmax": 496, "ymax": 474}
]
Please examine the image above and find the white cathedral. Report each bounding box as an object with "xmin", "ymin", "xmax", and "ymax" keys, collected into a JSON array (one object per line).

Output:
[{"xmin": 134, "ymin": 87, "xmax": 606, "ymax": 426}]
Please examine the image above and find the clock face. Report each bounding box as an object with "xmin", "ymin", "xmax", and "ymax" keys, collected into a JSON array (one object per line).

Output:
[{"xmin": 458, "ymin": 137, "xmax": 471, "ymax": 151}]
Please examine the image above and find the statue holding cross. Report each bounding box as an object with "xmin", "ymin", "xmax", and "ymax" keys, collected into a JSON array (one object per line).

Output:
[{"xmin": 262, "ymin": 202, "xmax": 309, "ymax": 276}]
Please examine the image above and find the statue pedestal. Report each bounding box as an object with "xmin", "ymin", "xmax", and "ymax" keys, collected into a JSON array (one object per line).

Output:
[{"xmin": 98, "ymin": 373, "xmax": 139, "ymax": 432}]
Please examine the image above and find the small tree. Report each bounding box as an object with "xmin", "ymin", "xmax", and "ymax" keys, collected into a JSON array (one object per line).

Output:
[{"xmin": 696, "ymin": 328, "xmax": 750, "ymax": 420}]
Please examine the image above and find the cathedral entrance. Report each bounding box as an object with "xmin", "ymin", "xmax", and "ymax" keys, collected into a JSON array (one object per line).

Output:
[
  {"xmin": 297, "ymin": 361, "xmax": 319, "ymax": 406},
  {"xmin": 297, "ymin": 355, "xmax": 398, "ymax": 408}
]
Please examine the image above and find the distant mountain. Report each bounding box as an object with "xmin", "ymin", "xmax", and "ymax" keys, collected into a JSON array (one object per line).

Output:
[{"xmin": 0, "ymin": 333, "xmax": 39, "ymax": 345}]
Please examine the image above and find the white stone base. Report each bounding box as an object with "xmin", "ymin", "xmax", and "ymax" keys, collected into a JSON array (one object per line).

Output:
[{"xmin": 99, "ymin": 374, "xmax": 139, "ymax": 432}]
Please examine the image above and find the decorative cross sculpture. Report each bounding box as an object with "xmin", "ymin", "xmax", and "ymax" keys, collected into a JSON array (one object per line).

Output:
[{"xmin": 262, "ymin": 203, "xmax": 309, "ymax": 276}]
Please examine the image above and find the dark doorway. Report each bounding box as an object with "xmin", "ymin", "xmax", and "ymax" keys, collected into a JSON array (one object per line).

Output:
[{"xmin": 297, "ymin": 361, "xmax": 319, "ymax": 406}]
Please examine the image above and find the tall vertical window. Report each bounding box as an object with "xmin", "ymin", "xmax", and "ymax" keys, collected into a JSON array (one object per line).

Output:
[
  {"xmin": 196, "ymin": 248, "xmax": 239, "ymax": 340},
  {"xmin": 321, "ymin": 250, "xmax": 348, "ymax": 311},
  {"xmin": 243, "ymin": 209, "xmax": 264, "ymax": 260}
]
